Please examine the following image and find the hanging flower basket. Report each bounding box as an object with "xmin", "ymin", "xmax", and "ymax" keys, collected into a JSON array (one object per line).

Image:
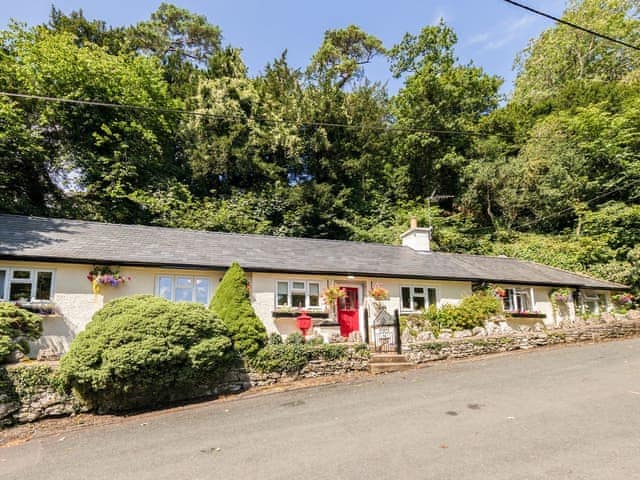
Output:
[
  {"xmin": 87, "ymin": 266, "xmax": 131, "ymax": 294},
  {"xmin": 321, "ymin": 285, "xmax": 347, "ymax": 304},
  {"xmin": 550, "ymin": 288, "xmax": 570, "ymax": 304},
  {"xmin": 368, "ymin": 284, "xmax": 389, "ymax": 301}
]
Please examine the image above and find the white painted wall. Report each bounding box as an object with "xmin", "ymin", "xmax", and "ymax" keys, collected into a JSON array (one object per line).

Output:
[
  {"xmin": 3, "ymin": 259, "xmax": 614, "ymax": 355},
  {"xmin": 0, "ymin": 260, "xmax": 222, "ymax": 357}
]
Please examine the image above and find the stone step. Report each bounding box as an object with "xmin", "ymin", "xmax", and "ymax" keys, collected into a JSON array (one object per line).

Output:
[
  {"xmin": 369, "ymin": 362, "xmax": 414, "ymax": 374},
  {"xmin": 369, "ymin": 353, "xmax": 408, "ymax": 364}
]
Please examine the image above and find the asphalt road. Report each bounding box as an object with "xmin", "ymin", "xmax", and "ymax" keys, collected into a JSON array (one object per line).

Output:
[{"xmin": 2, "ymin": 339, "xmax": 640, "ymax": 480}]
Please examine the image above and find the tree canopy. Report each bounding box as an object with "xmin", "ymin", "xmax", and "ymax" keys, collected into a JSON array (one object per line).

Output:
[{"xmin": 2, "ymin": 1, "xmax": 639, "ymax": 289}]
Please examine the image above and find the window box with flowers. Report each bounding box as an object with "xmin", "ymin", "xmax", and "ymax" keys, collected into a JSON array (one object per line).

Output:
[{"xmin": 87, "ymin": 266, "xmax": 131, "ymax": 294}]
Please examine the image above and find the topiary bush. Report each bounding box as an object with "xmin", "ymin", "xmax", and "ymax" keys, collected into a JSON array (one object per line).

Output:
[
  {"xmin": 0, "ymin": 303, "xmax": 43, "ymax": 362},
  {"xmin": 59, "ymin": 295, "xmax": 235, "ymax": 412},
  {"xmin": 209, "ymin": 262, "xmax": 267, "ymax": 358}
]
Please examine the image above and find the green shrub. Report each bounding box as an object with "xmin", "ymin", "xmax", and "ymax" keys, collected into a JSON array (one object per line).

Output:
[
  {"xmin": 249, "ymin": 343, "xmax": 352, "ymax": 374},
  {"xmin": 59, "ymin": 295, "xmax": 235, "ymax": 412},
  {"xmin": 0, "ymin": 303, "xmax": 43, "ymax": 362},
  {"xmin": 268, "ymin": 332, "xmax": 283, "ymax": 345},
  {"xmin": 404, "ymin": 293, "xmax": 503, "ymax": 337},
  {"xmin": 210, "ymin": 262, "xmax": 267, "ymax": 358},
  {"xmin": 4, "ymin": 364, "xmax": 61, "ymax": 396},
  {"xmin": 285, "ymin": 332, "xmax": 305, "ymax": 345}
]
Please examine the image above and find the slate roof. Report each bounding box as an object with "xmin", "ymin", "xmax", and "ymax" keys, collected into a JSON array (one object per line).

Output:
[{"xmin": 0, "ymin": 214, "xmax": 625, "ymax": 290}]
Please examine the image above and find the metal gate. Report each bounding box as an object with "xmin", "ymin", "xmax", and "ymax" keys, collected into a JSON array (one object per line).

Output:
[{"xmin": 371, "ymin": 307, "xmax": 400, "ymax": 353}]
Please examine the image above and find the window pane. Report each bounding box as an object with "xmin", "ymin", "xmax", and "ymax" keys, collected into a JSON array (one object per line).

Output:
[
  {"xmin": 401, "ymin": 288, "xmax": 411, "ymax": 310},
  {"xmin": 309, "ymin": 283, "xmax": 319, "ymax": 295},
  {"xmin": 195, "ymin": 279, "xmax": 209, "ymax": 304},
  {"xmin": 277, "ymin": 282, "xmax": 289, "ymax": 295},
  {"xmin": 35, "ymin": 272, "xmax": 52, "ymax": 300},
  {"xmin": 10, "ymin": 283, "xmax": 32, "ymax": 301},
  {"xmin": 175, "ymin": 287, "xmax": 193, "ymax": 302},
  {"xmin": 277, "ymin": 293, "xmax": 288, "ymax": 306},
  {"xmin": 291, "ymin": 293, "xmax": 306, "ymax": 308},
  {"xmin": 413, "ymin": 287, "xmax": 424, "ymax": 296},
  {"xmin": 427, "ymin": 288, "xmax": 437, "ymax": 307},
  {"xmin": 309, "ymin": 294, "xmax": 319, "ymax": 307},
  {"xmin": 12, "ymin": 270, "xmax": 31, "ymax": 280},
  {"xmin": 175, "ymin": 277, "xmax": 193, "ymax": 288},
  {"xmin": 413, "ymin": 296, "xmax": 425, "ymax": 311},
  {"xmin": 292, "ymin": 281, "xmax": 305, "ymax": 290},
  {"xmin": 158, "ymin": 276, "xmax": 173, "ymax": 300},
  {"xmin": 0, "ymin": 270, "xmax": 5, "ymax": 299}
]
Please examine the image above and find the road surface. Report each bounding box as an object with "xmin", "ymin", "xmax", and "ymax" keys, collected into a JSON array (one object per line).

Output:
[{"xmin": 2, "ymin": 339, "xmax": 640, "ymax": 479}]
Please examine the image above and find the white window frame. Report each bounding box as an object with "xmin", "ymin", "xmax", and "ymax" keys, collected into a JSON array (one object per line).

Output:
[
  {"xmin": 275, "ymin": 280, "xmax": 322, "ymax": 310},
  {"xmin": 400, "ymin": 286, "xmax": 438, "ymax": 312},
  {"xmin": 503, "ymin": 287, "xmax": 534, "ymax": 313},
  {"xmin": 155, "ymin": 275, "xmax": 212, "ymax": 305},
  {"xmin": 580, "ymin": 291, "xmax": 607, "ymax": 315},
  {"xmin": 0, "ymin": 267, "xmax": 56, "ymax": 302}
]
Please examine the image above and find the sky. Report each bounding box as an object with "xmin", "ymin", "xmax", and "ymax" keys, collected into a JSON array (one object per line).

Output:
[{"xmin": 0, "ymin": 0, "xmax": 566, "ymax": 96}]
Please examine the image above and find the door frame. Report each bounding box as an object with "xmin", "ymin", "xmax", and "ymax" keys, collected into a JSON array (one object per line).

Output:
[{"xmin": 336, "ymin": 283, "xmax": 365, "ymax": 335}]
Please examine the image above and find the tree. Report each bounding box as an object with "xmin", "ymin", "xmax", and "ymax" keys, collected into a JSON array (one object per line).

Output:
[
  {"xmin": 307, "ymin": 25, "xmax": 386, "ymax": 89},
  {"xmin": 210, "ymin": 263, "xmax": 267, "ymax": 358},
  {"xmin": 390, "ymin": 21, "xmax": 502, "ymax": 199},
  {"xmin": 513, "ymin": 0, "xmax": 640, "ymax": 104}
]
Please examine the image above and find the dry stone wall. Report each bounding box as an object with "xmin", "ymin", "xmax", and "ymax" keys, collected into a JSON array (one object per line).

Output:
[
  {"xmin": 405, "ymin": 318, "xmax": 640, "ymax": 363},
  {"xmin": 4, "ymin": 319, "xmax": 640, "ymax": 427}
]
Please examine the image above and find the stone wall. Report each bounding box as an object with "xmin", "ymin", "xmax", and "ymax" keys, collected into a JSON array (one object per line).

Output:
[
  {"xmin": 0, "ymin": 365, "xmax": 85, "ymax": 427},
  {"xmin": 216, "ymin": 345, "xmax": 370, "ymax": 391},
  {"xmin": 405, "ymin": 317, "xmax": 640, "ymax": 364},
  {"xmin": 1, "ymin": 345, "xmax": 369, "ymax": 427}
]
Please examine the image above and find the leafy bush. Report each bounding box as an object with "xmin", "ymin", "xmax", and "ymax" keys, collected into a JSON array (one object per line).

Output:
[
  {"xmin": 403, "ymin": 293, "xmax": 503, "ymax": 337},
  {"xmin": 1, "ymin": 364, "xmax": 61, "ymax": 397},
  {"xmin": 59, "ymin": 295, "xmax": 235, "ymax": 412},
  {"xmin": 267, "ymin": 332, "xmax": 283, "ymax": 345},
  {"xmin": 285, "ymin": 332, "xmax": 305, "ymax": 345},
  {"xmin": 249, "ymin": 343, "xmax": 352, "ymax": 374},
  {"xmin": 0, "ymin": 303, "xmax": 43, "ymax": 362},
  {"xmin": 210, "ymin": 262, "xmax": 267, "ymax": 358}
]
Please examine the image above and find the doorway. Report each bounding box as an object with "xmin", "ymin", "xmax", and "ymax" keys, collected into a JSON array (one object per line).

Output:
[{"xmin": 337, "ymin": 286, "xmax": 359, "ymax": 337}]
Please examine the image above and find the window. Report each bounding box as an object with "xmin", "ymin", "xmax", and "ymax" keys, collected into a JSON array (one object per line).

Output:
[
  {"xmin": 503, "ymin": 288, "xmax": 531, "ymax": 312},
  {"xmin": 580, "ymin": 291, "xmax": 607, "ymax": 315},
  {"xmin": 401, "ymin": 286, "xmax": 437, "ymax": 311},
  {"xmin": 0, "ymin": 268, "xmax": 54, "ymax": 302},
  {"xmin": 275, "ymin": 281, "xmax": 321, "ymax": 309},
  {"xmin": 155, "ymin": 276, "xmax": 211, "ymax": 305}
]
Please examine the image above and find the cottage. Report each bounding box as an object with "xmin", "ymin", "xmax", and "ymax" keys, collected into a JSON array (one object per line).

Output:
[{"xmin": 0, "ymin": 214, "xmax": 625, "ymax": 356}]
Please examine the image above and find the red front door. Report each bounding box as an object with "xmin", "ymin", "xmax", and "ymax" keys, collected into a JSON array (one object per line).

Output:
[{"xmin": 337, "ymin": 287, "xmax": 359, "ymax": 337}]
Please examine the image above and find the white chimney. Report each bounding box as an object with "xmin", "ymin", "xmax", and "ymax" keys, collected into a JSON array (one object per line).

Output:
[{"xmin": 401, "ymin": 216, "xmax": 432, "ymax": 253}]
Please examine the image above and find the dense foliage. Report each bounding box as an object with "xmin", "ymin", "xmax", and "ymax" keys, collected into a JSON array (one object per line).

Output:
[
  {"xmin": 59, "ymin": 295, "xmax": 235, "ymax": 411},
  {"xmin": 0, "ymin": 303, "xmax": 43, "ymax": 362},
  {"xmin": 2, "ymin": 1, "xmax": 639, "ymax": 288},
  {"xmin": 403, "ymin": 293, "xmax": 503, "ymax": 336},
  {"xmin": 209, "ymin": 262, "xmax": 267, "ymax": 357},
  {"xmin": 249, "ymin": 336, "xmax": 367, "ymax": 374}
]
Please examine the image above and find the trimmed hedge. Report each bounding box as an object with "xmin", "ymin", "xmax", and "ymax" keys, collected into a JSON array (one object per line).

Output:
[
  {"xmin": 250, "ymin": 343, "xmax": 367, "ymax": 374},
  {"xmin": 0, "ymin": 303, "xmax": 43, "ymax": 362},
  {"xmin": 59, "ymin": 295, "xmax": 235, "ymax": 412},
  {"xmin": 210, "ymin": 262, "xmax": 267, "ymax": 358}
]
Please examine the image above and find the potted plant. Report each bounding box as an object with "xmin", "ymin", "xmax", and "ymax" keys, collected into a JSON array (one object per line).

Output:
[{"xmin": 87, "ymin": 266, "xmax": 131, "ymax": 294}]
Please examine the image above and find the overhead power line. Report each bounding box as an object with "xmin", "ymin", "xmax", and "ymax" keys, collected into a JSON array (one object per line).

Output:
[
  {"xmin": 0, "ymin": 91, "xmax": 512, "ymax": 139},
  {"xmin": 503, "ymin": 0, "xmax": 640, "ymax": 51}
]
